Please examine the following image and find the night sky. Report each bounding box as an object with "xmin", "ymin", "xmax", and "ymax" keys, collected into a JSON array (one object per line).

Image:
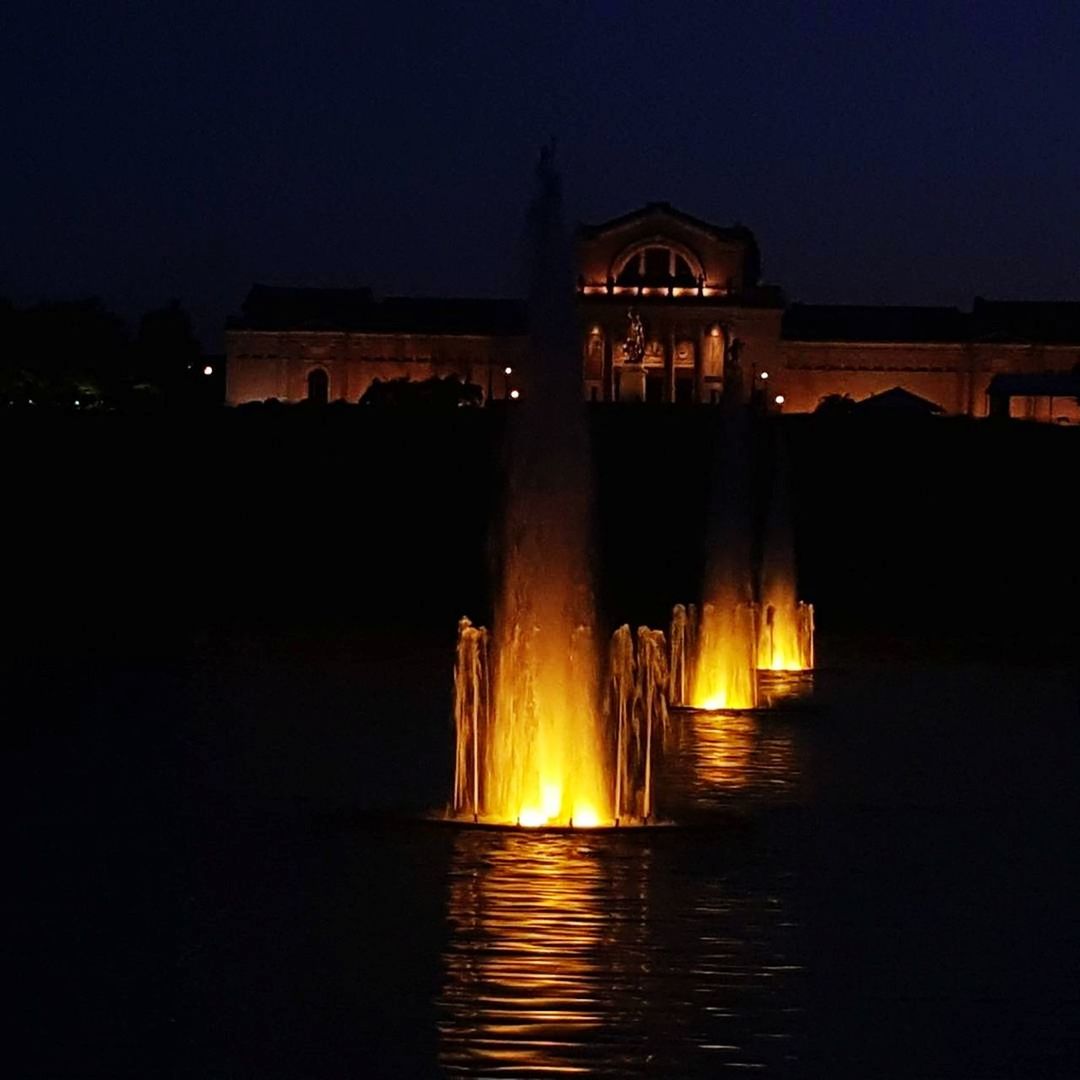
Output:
[{"xmin": 3, "ymin": 1, "xmax": 1078, "ymax": 346}]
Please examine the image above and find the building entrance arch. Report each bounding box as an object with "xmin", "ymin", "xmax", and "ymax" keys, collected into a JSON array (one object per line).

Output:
[{"xmin": 307, "ymin": 367, "xmax": 329, "ymax": 404}]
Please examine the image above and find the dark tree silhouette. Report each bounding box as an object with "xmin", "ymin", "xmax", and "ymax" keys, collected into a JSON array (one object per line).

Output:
[
  {"xmin": 815, "ymin": 392, "xmax": 856, "ymax": 416},
  {"xmin": 359, "ymin": 374, "xmax": 484, "ymax": 407},
  {"xmin": 0, "ymin": 297, "xmax": 130, "ymax": 406},
  {"xmin": 134, "ymin": 299, "xmax": 202, "ymax": 401}
]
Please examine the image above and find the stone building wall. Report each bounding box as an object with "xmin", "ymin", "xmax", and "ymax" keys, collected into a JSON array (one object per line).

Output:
[{"xmin": 226, "ymin": 330, "xmax": 526, "ymax": 404}]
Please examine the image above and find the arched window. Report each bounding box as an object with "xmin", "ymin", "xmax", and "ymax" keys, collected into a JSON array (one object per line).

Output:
[
  {"xmin": 307, "ymin": 367, "xmax": 329, "ymax": 404},
  {"xmin": 613, "ymin": 244, "xmax": 702, "ymax": 288}
]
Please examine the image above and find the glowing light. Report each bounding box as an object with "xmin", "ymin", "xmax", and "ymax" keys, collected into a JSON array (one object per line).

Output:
[
  {"xmin": 758, "ymin": 599, "xmax": 815, "ymax": 672},
  {"xmin": 447, "ymin": 167, "xmax": 666, "ymax": 836},
  {"xmin": 689, "ymin": 601, "xmax": 758, "ymax": 710},
  {"xmin": 440, "ymin": 832, "xmax": 617, "ymax": 1075},
  {"xmin": 203, "ymin": 365, "xmax": 214, "ymax": 376},
  {"xmin": 504, "ymin": 366, "xmax": 513, "ymax": 375},
  {"xmin": 74, "ymin": 399, "xmax": 80, "ymax": 407},
  {"xmin": 760, "ymin": 371, "xmax": 769, "ymax": 380},
  {"xmin": 774, "ymin": 394, "xmax": 785, "ymax": 405}
]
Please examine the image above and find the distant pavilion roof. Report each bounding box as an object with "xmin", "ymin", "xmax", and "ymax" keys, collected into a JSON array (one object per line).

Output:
[
  {"xmin": 232, "ymin": 284, "xmax": 528, "ymax": 336},
  {"xmin": 855, "ymin": 387, "xmax": 946, "ymax": 414}
]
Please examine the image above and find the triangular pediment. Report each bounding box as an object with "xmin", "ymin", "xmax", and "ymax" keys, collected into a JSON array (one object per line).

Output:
[{"xmin": 579, "ymin": 202, "xmax": 753, "ymax": 247}]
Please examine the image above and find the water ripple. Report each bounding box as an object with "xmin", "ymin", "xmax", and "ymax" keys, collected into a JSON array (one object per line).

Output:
[{"xmin": 437, "ymin": 830, "xmax": 804, "ymax": 1077}]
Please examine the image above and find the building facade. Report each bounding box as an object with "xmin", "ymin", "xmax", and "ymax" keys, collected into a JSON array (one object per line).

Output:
[{"xmin": 226, "ymin": 203, "xmax": 1080, "ymax": 421}]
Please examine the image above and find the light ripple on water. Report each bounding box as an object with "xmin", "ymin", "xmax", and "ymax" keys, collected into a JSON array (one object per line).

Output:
[{"xmin": 437, "ymin": 822, "xmax": 804, "ymax": 1077}]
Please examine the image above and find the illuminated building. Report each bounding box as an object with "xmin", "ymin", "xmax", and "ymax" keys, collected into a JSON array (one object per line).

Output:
[
  {"xmin": 225, "ymin": 287, "xmax": 526, "ymax": 405},
  {"xmin": 226, "ymin": 203, "xmax": 1080, "ymax": 421}
]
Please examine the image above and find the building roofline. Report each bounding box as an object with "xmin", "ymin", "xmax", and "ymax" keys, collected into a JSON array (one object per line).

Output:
[{"xmin": 578, "ymin": 202, "xmax": 757, "ymax": 245}]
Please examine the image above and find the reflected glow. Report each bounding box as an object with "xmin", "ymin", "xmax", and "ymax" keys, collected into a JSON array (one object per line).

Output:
[
  {"xmin": 685, "ymin": 712, "xmax": 798, "ymax": 797},
  {"xmin": 438, "ymin": 826, "xmax": 806, "ymax": 1075},
  {"xmin": 439, "ymin": 832, "xmax": 637, "ymax": 1076}
]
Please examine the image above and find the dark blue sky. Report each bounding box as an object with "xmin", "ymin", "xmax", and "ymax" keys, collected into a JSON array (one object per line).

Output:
[{"xmin": 3, "ymin": 1, "xmax": 1078, "ymax": 346}]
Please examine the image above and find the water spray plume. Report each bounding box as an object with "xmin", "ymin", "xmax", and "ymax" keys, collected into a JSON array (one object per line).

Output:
[
  {"xmin": 757, "ymin": 434, "xmax": 814, "ymax": 671},
  {"xmin": 450, "ymin": 146, "xmax": 658, "ymax": 827},
  {"xmin": 691, "ymin": 411, "xmax": 758, "ymax": 709}
]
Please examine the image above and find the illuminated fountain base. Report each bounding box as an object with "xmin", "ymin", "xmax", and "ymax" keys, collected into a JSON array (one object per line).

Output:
[
  {"xmin": 670, "ymin": 601, "xmax": 815, "ymax": 715},
  {"xmin": 446, "ymin": 618, "xmax": 673, "ymax": 830}
]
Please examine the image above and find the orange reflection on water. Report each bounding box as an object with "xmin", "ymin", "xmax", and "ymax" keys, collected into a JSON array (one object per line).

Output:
[
  {"xmin": 686, "ymin": 713, "xmax": 798, "ymax": 797},
  {"xmin": 438, "ymin": 831, "xmax": 645, "ymax": 1076}
]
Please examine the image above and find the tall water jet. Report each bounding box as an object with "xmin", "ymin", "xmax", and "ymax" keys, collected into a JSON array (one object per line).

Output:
[
  {"xmin": 757, "ymin": 437, "xmax": 814, "ymax": 671},
  {"xmin": 668, "ymin": 603, "xmax": 696, "ymax": 707},
  {"xmin": 452, "ymin": 618, "xmax": 489, "ymax": 819},
  {"xmin": 608, "ymin": 625, "xmax": 636, "ymax": 823},
  {"xmin": 449, "ymin": 146, "xmax": 610, "ymax": 827},
  {"xmin": 635, "ymin": 626, "xmax": 670, "ymax": 819},
  {"xmin": 606, "ymin": 624, "xmax": 669, "ymax": 823},
  {"xmin": 692, "ymin": 410, "xmax": 759, "ymax": 709}
]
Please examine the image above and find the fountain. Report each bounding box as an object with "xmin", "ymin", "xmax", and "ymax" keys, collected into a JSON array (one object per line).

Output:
[
  {"xmin": 447, "ymin": 147, "xmax": 667, "ymax": 828},
  {"xmin": 688, "ymin": 409, "xmax": 760, "ymax": 710},
  {"xmin": 756, "ymin": 435, "xmax": 814, "ymax": 672},
  {"xmin": 672, "ymin": 415, "xmax": 815, "ymax": 714},
  {"xmin": 445, "ymin": 158, "xmax": 817, "ymax": 828}
]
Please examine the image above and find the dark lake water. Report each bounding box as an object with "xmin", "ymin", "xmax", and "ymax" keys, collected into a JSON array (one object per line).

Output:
[{"xmin": 17, "ymin": 647, "xmax": 1079, "ymax": 1077}]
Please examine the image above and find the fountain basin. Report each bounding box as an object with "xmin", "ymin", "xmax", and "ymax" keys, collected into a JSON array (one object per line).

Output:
[{"xmin": 428, "ymin": 812, "xmax": 674, "ymax": 832}]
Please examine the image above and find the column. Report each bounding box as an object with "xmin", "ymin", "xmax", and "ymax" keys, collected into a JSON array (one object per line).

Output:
[
  {"xmin": 663, "ymin": 329, "xmax": 674, "ymax": 404},
  {"xmin": 603, "ymin": 328, "xmax": 614, "ymax": 402}
]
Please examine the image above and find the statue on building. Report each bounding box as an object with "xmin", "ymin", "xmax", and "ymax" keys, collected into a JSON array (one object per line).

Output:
[
  {"xmin": 725, "ymin": 336, "xmax": 745, "ymax": 403},
  {"xmin": 625, "ymin": 308, "xmax": 646, "ymax": 366}
]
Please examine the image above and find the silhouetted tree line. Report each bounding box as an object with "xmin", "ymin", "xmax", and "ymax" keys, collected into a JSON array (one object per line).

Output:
[
  {"xmin": 359, "ymin": 374, "xmax": 484, "ymax": 407},
  {"xmin": 0, "ymin": 296, "xmax": 209, "ymax": 409}
]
